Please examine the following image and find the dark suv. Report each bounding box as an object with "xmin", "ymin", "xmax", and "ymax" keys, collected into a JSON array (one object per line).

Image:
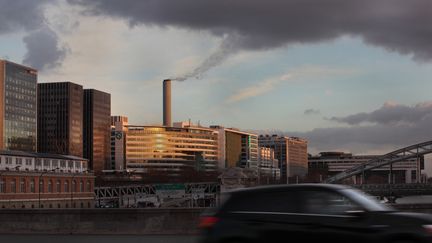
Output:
[{"xmin": 199, "ymin": 184, "xmax": 432, "ymax": 243}]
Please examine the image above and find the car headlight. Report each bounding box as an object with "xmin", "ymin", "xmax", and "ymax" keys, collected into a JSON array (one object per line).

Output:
[{"xmin": 423, "ymin": 225, "xmax": 432, "ymax": 234}]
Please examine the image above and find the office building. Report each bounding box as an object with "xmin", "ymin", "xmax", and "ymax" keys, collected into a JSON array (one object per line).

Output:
[
  {"xmin": 0, "ymin": 60, "xmax": 37, "ymax": 152},
  {"xmin": 258, "ymin": 147, "xmax": 280, "ymax": 182},
  {"xmin": 125, "ymin": 125, "xmax": 219, "ymax": 175},
  {"xmin": 83, "ymin": 89, "xmax": 111, "ymax": 173},
  {"xmin": 259, "ymin": 135, "xmax": 308, "ymax": 182},
  {"xmin": 38, "ymin": 82, "xmax": 83, "ymax": 156},
  {"xmin": 210, "ymin": 126, "xmax": 259, "ymax": 169},
  {"xmin": 308, "ymin": 152, "xmax": 423, "ymax": 184},
  {"xmin": 110, "ymin": 116, "xmax": 128, "ymax": 170}
]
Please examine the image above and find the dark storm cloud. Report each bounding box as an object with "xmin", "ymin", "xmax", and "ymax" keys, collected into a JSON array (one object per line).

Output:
[
  {"xmin": 329, "ymin": 102, "xmax": 432, "ymax": 125},
  {"xmin": 68, "ymin": 0, "xmax": 432, "ymax": 79},
  {"xmin": 0, "ymin": 0, "xmax": 67, "ymax": 71},
  {"xmin": 23, "ymin": 27, "xmax": 68, "ymax": 70},
  {"xmin": 257, "ymin": 101, "xmax": 432, "ymax": 154},
  {"xmin": 304, "ymin": 109, "xmax": 320, "ymax": 116}
]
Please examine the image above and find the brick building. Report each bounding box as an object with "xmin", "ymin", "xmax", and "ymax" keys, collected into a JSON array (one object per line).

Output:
[{"xmin": 0, "ymin": 150, "xmax": 95, "ymax": 208}]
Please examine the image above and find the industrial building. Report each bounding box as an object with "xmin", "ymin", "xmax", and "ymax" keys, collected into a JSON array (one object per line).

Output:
[
  {"xmin": 308, "ymin": 152, "xmax": 423, "ymax": 184},
  {"xmin": 0, "ymin": 60, "xmax": 37, "ymax": 152}
]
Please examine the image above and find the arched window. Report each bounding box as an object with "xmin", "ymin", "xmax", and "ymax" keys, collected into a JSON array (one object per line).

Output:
[
  {"xmin": 30, "ymin": 179, "xmax": 35, "ymax": 193},
  {"xmin": 39, "ymin": 179, "xmax": 44, "ymax": 193},
  {"xmin": 86, "ymin": 181, "xmax": 91, "ymax": 192},
  {"xmin": 56, "ymin": 180, "xmax": 61, "ymax": 193},
  {"xmin": 80, "ymin": 180, "xmax": 84, "ymax": 192},
  {"xmin": 48, "ymin": 180, "xmax": 53, "ymax": 193},
  {"xmin": 64, "ymin": 181, "xmax": 69, "ymax": 193},
  {"xmin": 72, "ymin": 180, "xmax": 76, "ymax": 192}
]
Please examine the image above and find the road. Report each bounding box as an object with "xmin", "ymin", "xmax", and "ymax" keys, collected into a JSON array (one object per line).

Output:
[{"xmin": 0, "ymin": 235, "xmax": 199, "ymax": 243}]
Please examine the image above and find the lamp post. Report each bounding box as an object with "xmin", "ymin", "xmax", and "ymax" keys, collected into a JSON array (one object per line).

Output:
[
  {"xmin": 71, "ymin": 169, "xmax": 89, "ymax": 208},
  {"xmin": 38, "ymin": 168, "xmax": 57, "ymax": 208}
]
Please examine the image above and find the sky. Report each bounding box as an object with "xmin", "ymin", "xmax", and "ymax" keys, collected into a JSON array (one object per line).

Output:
[{"xmin": 1, "ymin": 0, "xmax": 432, "ymax": 167}]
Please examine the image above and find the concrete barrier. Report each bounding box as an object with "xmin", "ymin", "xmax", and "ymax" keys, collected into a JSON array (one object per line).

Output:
[
  {"xmin": 0, "ymin": 208, "xmax": 205, "ymax": 235},
  {"xmin": 0, "ymin": 205, "xmax": 431, "ymax": 235}
]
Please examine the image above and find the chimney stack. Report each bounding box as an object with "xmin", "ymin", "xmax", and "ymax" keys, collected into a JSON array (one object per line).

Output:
[{"xmin": 163, "ymin": 79, "xmax": 171, "ymax": 127}]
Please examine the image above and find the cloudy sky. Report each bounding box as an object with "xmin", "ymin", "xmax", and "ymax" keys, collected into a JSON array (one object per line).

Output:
[{"xmin": 1, "ymin": 0, "xmax": 432, "ymax": 159}]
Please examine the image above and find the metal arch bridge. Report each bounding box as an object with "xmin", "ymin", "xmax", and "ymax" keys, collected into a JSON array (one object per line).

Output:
[{"xmin": 324, "ymin": 140, "xmax": 432, "ymax": 184}]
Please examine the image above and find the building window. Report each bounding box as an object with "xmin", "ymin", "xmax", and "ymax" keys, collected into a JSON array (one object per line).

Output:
[
  {"xmin": 16, "ymin": 158, "xmax": 22, "ymax": 165},
  {"xmin": 0, "ymin": 179, "xmax": 5, "ymax": 193},
  {"xmin": 86, "ymin": 181, "xmax": 91, "ymax": 192},
  {"xmin": 52, "ymin": 160, "xmax": 58, "ymax": 168},
  {"xmin": 60, "ymin": 160, "xmax": 66, "ymax": 168},
  {"xmin": 5, "ymin": 157, "xmax": 12, "ymax": 165},
  {"xmin": 20, "ymin": 179, "xmax": 26, "ymax": 193},
  {"xmin": 36, "ymin": 159, "xmax": 42, "ymax": 166},
  {"xmin": 26, "ymin": 159, "xmax": 32, "ymax": 166},
  {"xmin": 39, "ymin": 180, "xmax": 44, "ymax": 193},
  {"xmin": 72, "ymin": 180, "xmax": 77, "ymax": 192},
  {"xmin": 64, "ymin": 181, "xmax": 69, "ymax": 193},
  {"xmin": 68, "ymin": 161, "xmax": 74, "ymax": 169},
  {"xmin": 30, "ymin": 179, "xmax": 35, "ymax": 193},
  {"xmin": 11, "ymin": 179, "xmax": 16, "ymax": 193},
  {"xmin": 56, "ymin": 180, "xmax": 61, "ymax": 193},
  {"xmin": 80, "ymin": 180, "xmax": 84, "ymax": 192},
  {"xmin": 43, "ymin": 159, "xmax": 50, "ymax": 167},
  {"xmin": 48, "ymin": 180, "xmax": 53, "ymax": 193}
]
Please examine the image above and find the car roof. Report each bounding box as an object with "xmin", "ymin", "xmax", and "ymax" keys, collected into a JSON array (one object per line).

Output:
[{"xmin": 225, "ymin": 183, "xmax": 351, "ymax": 196}]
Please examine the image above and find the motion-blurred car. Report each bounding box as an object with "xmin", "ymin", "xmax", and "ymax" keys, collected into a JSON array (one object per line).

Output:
[{"xmin": 199, "ymin": 184, "xmax": 432, "ymax": 243}]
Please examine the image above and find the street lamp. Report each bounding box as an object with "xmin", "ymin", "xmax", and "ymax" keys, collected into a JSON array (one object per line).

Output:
[
  {"xmin": 38, "ymin": 168, "xmax": 58, "ymax": 208},
  {"xmin": 71, "ymin": 170, "xmax": 90, "ymax": 208}
]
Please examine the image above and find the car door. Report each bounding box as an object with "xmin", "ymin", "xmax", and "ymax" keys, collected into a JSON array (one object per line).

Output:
[{"xmin": 298, "ymin": 189, "xmax": 376, "ymax": 243}]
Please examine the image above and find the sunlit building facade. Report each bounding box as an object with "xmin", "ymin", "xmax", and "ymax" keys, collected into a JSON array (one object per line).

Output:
[
  {"xmin": 210, "ymin": 126, "xmax": 259, "ymax": 170},
  {"xmin": 125, "ymin": 125, "xmax": 219, "ymax": 174},
  {"xmin": 110, "ymin": 116, "xmax": 128, "ymax": 170},
  {"xmin": 0, "ymin": 60, "xmax": 37, "ymax": 152},
  {"xmin": 259, "ymin": 135, "xmax": 308, "ymax": 181}
]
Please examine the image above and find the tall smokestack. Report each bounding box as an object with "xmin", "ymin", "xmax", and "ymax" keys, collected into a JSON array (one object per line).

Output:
[{"xmin": 163, "ymin": 79, "xmax": 172, "ymax": 127}]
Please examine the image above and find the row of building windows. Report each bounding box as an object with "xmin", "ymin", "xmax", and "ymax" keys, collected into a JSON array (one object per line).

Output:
[
  {"xmin": 0, "ymin": 179, "xmax": 92, "ymax": 193},
  {"xmin": 1, "ymin": 202, "xmax": 92, "ymax": 209}
]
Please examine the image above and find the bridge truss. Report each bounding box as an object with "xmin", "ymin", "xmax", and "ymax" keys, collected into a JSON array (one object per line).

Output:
[{"xmin": 325, "ymin": 140, "xmax": 432, "ymax": 183}]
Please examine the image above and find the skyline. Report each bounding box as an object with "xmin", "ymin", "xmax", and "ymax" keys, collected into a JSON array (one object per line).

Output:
[{"xmin": 1, "ymin": 0, "xmax": 432, "ymax": 156}]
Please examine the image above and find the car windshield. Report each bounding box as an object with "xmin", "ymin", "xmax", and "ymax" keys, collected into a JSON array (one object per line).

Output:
[{"xmin": 340, "ymin": 189, "xmax": 394, "ymax": 212}]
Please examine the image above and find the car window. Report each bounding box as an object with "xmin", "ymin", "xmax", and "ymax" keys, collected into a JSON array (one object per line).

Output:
[
  {"xmin": 301, "ymin": 190, "xmax": 362, "ymax": 215},
  {"xmin": 225, "ymin": 191, "xmax": 300, "ymax": 213}
]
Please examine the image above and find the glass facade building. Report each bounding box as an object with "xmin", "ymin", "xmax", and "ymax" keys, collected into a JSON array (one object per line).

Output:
[
  {"xmin": 0, "ymin": 60, "xmax": 37, "ymax": 152},
  {"xmin": 38, "ymin": 82, "xmax": 83, "ymax": 157},
  {"xmin": 84, "ymin": 89, "xmax": 111, "ymax": 173},
  {"xmin": 125, "ymin": 126, "xmax": 219, "ymax": 173}
]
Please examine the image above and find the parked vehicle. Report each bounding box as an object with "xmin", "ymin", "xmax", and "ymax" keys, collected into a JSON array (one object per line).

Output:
[{"xmin": 199, "ymin": 184, "xmax": 432, "ymax": 243}]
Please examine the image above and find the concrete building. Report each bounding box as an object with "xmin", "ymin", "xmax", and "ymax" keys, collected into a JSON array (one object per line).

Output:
[
  {"xmin": 258, "ymin": 147, "xmax": 280, "ymax": 182},
  {"xmin": 0, "ymin": 60, "xmax": 37, "ymax": 152},
  {"xmin": 125, "ymin": 125, "xmax": 219, "ymax": 175},
  {"xmin": 38, "ymin": 82, "xmax": 83, "ymax": 156},
  {"xmin": 259, "ymin": 135, "xmax": 308, "ymax": 182},
  {"xmin": 210, "ymin": 126, "xmax": 259, "ymax": 170},
  {"xmin": 110, "ymin": 116, "xmax": 128, "ymax": 170},
  {"xmin": 0, "ymin": 150, "xmax": 94, "ymax": 209},
  {"xmin": 83, "ymin": 89, "xmax": 111, "ymax": 174},
  {"xmin": 308, "ymin": 152, "xmax": 423, "ymax": 184}
]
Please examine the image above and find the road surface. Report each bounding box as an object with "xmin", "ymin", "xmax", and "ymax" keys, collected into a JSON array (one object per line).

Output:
[{"xmin": 0, "ymin": 234, "xmax": 199, "ymax": 243}]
